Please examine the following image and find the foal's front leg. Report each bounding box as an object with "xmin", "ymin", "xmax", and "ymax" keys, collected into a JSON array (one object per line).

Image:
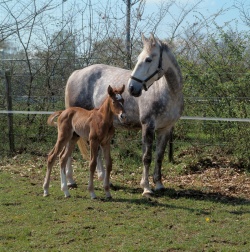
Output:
[
  {"xmin": 101, "ymin": 143, "xmax": 112, "ymax": 198},
  {"xmin": 141, "ymin": 122, "xmax": 155, "ymax": 196},
  {"xmin": 88, "ymin": 140, "xmax": 99, "ymax": 199}
]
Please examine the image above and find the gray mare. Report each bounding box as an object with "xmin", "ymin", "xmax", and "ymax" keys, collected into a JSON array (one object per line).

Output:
[{"xmin": 65, "ymin": 34, "xmax": 183, "ymax": 196}]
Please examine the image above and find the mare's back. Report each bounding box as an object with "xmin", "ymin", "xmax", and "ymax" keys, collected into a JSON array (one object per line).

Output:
[{"xmin": 65, "ymin": 64, "xmax": 131, "ymax": 109}]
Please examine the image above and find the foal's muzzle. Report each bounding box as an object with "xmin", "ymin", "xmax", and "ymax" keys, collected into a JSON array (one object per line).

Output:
[{"xmin": 118, "ymin": 112, "xmax": 126, "ymax": 123}]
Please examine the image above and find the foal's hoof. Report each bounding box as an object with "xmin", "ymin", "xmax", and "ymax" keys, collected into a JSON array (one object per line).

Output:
[{"xmin": 67, "ymin": 183, "xmax": 78, "ymax": 189}]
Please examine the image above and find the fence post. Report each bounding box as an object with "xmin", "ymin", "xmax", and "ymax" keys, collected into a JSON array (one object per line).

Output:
[{"xmin": 5, "ymin": 69, "xmax": 15, "ymax": 153}]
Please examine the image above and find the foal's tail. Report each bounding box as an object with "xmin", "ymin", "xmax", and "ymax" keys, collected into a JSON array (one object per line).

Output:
[
  {"xmin": 47, "ymin": 111, "xmax": 63, "ymax": 127},
  {"xmin": 77, "ymin": 138, "xmax": 90, "ymax": 161}
]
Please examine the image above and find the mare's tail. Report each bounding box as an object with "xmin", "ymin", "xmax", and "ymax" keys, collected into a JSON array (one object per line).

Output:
[
  {"xmin": 77, "ymin": 138, "xmax": 90, "ymax": 161},
  {"xmin": 47, "ymin": 111, "xmax": 63, "ymax": 127}
]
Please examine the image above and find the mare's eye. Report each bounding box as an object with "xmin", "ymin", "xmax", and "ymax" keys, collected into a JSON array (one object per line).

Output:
[{"xmin": 145, "ymin": 57, "xmax": 152, "ymax": 63}]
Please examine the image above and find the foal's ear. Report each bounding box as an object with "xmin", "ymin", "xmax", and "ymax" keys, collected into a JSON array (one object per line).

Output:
[
  {"xmin": 107, "ymin": 85, "xmax": 114, "ymax": 96},
  {"xmin": 119, "ymin": 84, "xmax": 125, "ymax": 94}
]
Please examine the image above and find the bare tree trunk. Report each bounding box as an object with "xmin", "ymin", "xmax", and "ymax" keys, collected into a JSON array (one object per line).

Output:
[{"xmin": 125, "ymin": 0, "xmax": 131, "ymax": 69}]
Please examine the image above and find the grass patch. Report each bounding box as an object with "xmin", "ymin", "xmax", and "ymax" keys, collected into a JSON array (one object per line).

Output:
[{"xmin": 1, "ymin": 151, "xmax": 249, "ymax": 251}]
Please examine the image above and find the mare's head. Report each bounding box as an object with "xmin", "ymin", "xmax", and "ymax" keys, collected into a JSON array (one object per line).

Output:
[
  {"xmin": 107, "ymin": 85, "xmax": 126, "ymax": 123},
  {"xmin": 128, "ymin": 33, "xmax": 164, "ymax": 97}
]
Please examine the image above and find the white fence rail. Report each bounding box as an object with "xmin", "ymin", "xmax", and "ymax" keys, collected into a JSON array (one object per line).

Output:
[{"xmin": 1, "ymin": 110, "xmax": 250, "ymax": 122}]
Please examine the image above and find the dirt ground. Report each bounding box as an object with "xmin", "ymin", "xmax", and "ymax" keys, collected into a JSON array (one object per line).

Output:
[{"xmin": 164, "ymin": 167, "xmax": 250, "ymax": 201}]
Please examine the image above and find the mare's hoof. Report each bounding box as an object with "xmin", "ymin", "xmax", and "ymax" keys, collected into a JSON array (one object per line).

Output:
[
  {"xmin": 109, "ymin": 183, "xmax": 117, "ymax": 190},
  {"xmin": 155, "ymin": 182, "xmax": 165, "ymax": 192},
  {"xmin": 90, "ymin": 193, "xmax": 97, "ymax": 199},
  {"xmin": 142, "ymin": 188, "xmax": 154, "ymax": 197},
  {"xmin": 43, "ymin": 193, "xmax": 49, "ymax": 197},
  {"xmin": 67, "ymin": 183, "xmax": 77, "ymax": 189}
]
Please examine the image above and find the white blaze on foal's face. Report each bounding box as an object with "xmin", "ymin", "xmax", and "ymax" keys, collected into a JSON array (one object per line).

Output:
[{"xmin": 114, "ymin": 93, "xmax": 126, "ymax": 123}]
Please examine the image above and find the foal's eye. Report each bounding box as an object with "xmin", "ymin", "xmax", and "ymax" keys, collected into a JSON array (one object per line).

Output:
[{"xmin": 145, "ymin": 57, "xmax": 152, "ymax": 63}]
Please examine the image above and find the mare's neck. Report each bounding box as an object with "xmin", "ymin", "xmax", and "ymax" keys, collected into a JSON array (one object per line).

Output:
[
  {"xmin": 98, "ymin": 97, "xmax": 114, "ymax": 123},
  {"xmin": 161, "ymin": 44, "xmax": 183, "ymax": 92}
]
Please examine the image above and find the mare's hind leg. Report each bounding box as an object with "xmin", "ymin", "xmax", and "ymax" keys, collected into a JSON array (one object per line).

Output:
[
  {"xmin": 153, "ymin": 127, "xmax": 172, "ymax": 191},
  {"xmin": 140, "ymin": 121, "xmax": 155, "ymax": 196},
  {"xmin": 66, "ymin": 157, "xmax": 77, "ymax": 188},
  {"xmin": 96, "ymin": 148, "xmax": 105, "ymax": 181},
  {"xmin": 43, "ymin": 139, "xmax": 66, "ymax": 196},
  {"xmin": 59, "ymin": 135, "xmax": 79, "ymax": 197}
]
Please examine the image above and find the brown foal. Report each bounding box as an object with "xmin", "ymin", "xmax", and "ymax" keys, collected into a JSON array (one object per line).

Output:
[{"xmin": 43, "ymin": 85, "xmax": 126, "ymax": 198}]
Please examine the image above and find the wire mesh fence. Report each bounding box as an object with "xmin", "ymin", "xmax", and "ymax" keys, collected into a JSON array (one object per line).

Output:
[
  {"xmin": 0, "ymin": 67, "xmax": 249, "ymax": 168},
  {"xmin": 1, "ymin": 108, "xmax": 249, "ymax": 169}
]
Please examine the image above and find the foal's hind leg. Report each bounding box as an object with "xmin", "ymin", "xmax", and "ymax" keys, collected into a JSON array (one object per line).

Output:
[{"xmin": 153, "ymin": 128, "xmax": 172, "ymax": 191}]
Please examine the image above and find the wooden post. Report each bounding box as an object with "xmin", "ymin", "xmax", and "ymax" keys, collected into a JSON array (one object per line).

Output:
[{"xmin": 5, "ymin": 70, "xmax": 15, "ymax": 153}]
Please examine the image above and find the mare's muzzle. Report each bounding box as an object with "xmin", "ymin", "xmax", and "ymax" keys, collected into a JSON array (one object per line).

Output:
[{"xmin": 128, "ymin": 81, "xmax": 142, "ymax": 97}]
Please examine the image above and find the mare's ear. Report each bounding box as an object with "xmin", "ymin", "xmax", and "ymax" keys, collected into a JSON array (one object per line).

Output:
[
  {"xmin": 107, "ymin": 85, "xmax": 114, "ymax": 97},
  {"xmin": 141, "ymin": 33, "xmax": 148, "ymax": 45},
  {"xmin": 149, "ymin": 33, "xmax": 156, "ymax": 46}
]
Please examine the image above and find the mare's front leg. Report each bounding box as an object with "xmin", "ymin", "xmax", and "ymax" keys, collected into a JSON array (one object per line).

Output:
[
  {"xmin": 66, "ymin": 137, "xmax": 87, "ymax": 188},
  {"xmin": 140, "ymin": 122, "xmax": 155, "ymax": 196},
  {"xmin": 88, "ymin": 140, "xmax": 99, "ymax": 199},
  {"xmin": 101, "ymin": 143, "xmax": 112, "ymax": 198},
  {"xmin": 153, "ymin": 127, "xmax": 172, "ymax": 191},
  {"xmin": 96, "ymin": 148, "xmax": 105, "ymax": 181}
]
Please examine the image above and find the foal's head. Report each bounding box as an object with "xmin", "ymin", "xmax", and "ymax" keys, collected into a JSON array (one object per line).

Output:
[{"xmin": 107, "ymin": 85, "xmax": 126, "ymax": 123}]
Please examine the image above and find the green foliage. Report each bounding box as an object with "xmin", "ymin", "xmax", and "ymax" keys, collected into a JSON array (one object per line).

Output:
[{"xmin": 178, "ymin": 28, "xmax": 250, "ymax": 167}]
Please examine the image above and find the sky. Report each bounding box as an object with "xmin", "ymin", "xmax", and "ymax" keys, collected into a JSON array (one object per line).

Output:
[
  {"xmin": 0, "ymin": 0, "xmax": 248, "ymax": 52},
  {"xmin": 138, "ymin": 0, "xmax": 248, "ymax": 34},
  {"xmin": 59, "ymin": 0, "xmax": 248, "ymax": 38}
]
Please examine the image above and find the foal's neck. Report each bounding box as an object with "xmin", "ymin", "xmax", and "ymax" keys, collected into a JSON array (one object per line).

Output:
[{"xmin": 98, "ymin": 97, "xmax": 114, "ymax": 123}]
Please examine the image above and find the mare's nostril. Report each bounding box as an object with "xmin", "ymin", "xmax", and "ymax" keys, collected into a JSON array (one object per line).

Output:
[{"xmin": 129, "ymin": 84, "xmax": 134, "ymax": 93}]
